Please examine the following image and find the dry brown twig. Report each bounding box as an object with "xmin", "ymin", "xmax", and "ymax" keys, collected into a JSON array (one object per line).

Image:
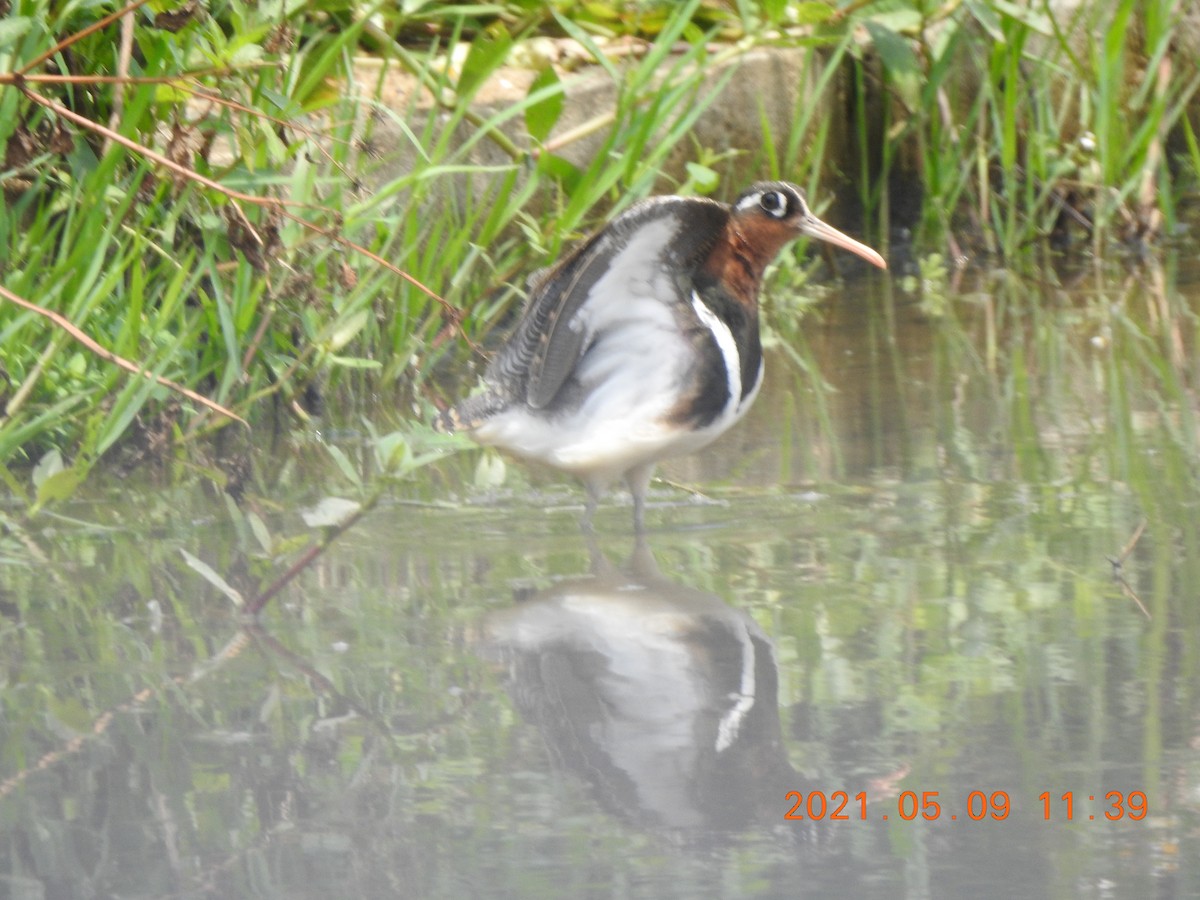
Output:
[
  {"xmin": 1, "ymin": 7, "xmax": 475, "ymax": 429},
  {"xmin": 1108, "ymin": 519, "xmax": 1151, "ymax": 620},
  {"xmin": 0, "ymin": 283, "xmax": 248, "ymax": 426},
  {"xmin": 11, "ymin": 80, "xmax": 462, "ymax": 320}
]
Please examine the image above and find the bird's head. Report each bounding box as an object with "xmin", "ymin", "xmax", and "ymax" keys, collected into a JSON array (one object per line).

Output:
[{"xmin": 731, "ymin": 182, "xmax": 887, "ymax": 270}]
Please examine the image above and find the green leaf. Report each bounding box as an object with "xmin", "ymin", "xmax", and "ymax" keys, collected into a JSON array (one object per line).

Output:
[
  {"xmin": 863, "ymin": 9, "xmax": 922, "ymax": 34},
  {"xmin": 792, "ymin": 2, "xmax": 833, "ymax": 25},
  {"xmin": 326, "ymin": 445, "xmax": 363, "ymax": 488},
  {"xmin": 230, "ymin": 42, "xmax": 264, "ymax": 66},
  {"xmin": 761, "ymin": 0, "xmax": 788, "ymax": 24},
  {"xmin": 537, "ymin": 152, "xmax": 582, "ymax": 191},
  {"xmin": 525, "ymin": 66, "xmax": 564, "ymax": 144},
  {"xmin": 373, "ymin": 430, "xmax": 411, "ymax": 473},
  {"xmin": 259, "ymin": 120, "xmax": 289, "ymax": 166},
  {"xmin": 0, "ymin": 16, "xmax": 33, "ymax": 51},
  {"xmin": 964, "ymin": 0, "xmax": 1006, "ymax": 43},
  {"xmin": 180, "ymin": 549, "xmax": 244, "ymax": 608},
  {"xmin": 247, "ymin": 511, "xmax": 273, "ymax": 554},
  {"xmin": 327, "ymin": 309, "xmax": 369, "ymax": 352},
  {"xmin": 34, "ymin": 467, "xmax": 82, "ymax": 507},
  {"xmin": 47, "ymin": 696, "xmax": 92, "ymax": 733},
  {"xmin": 863, "ymin": 21, "xmax": 920, "ymax": 81},
  {"xmin": 991, "ymin": 0, "xmax": 1053, "ymax": 35},
  {"xmin": 328, "ymin": 355, "xmax": 382, "ymax": 369},
  {"xmin": 582, "ymin": 2, "xmax": 620, "ymax": 21},
  {"xmin": 551, "ymin": 13, "xmax": 619, "ymax": 81},
  {"xmin": 457, "ymin": 22, "xmax": 513, "ymax": 99},
  {"xmin": 685, "ymin": 162, "xmax": 719, "ymax": 193}
]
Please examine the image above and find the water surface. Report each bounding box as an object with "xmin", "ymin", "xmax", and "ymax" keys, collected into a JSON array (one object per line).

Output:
[{"xmin": 2, "ymin": 253, "xmax": 1198, "ymax": 899}]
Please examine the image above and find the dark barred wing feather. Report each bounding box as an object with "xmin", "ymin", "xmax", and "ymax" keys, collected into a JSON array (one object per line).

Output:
[
  {"xmin": 507, "ymin": 197, "xmax": 729, "ymax": 410},
  {"xmin": 436, "ymin": 196, "xmax": 730, "ymax": 432}
]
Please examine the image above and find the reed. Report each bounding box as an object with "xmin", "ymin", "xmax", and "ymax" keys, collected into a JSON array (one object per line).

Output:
[{"xmin": 0, "ymin": 0, "xmax": 1196, "ymax": 502}]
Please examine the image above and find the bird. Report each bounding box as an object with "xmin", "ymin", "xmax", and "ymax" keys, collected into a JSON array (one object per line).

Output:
[{"xmin": 434, "ymin": 181, "xmax": 886, "ymax": 531}]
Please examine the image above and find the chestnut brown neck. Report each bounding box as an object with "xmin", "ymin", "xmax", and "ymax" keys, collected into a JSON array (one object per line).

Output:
[{"xmin": 700, "ymin": 216, "xmax": 795, "ymax": 309}]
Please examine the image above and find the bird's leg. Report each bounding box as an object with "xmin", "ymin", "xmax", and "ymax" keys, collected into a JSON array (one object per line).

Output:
[
  {"xmin": 584, "ymin": 529, "xmax": 611, "ymax": 574},
  {"xmin": 581, "ymin": 481, "xmax": 601, "ymax": 535},
  {"xmin": 626, "ymin": 464, "xmax": 655, "ymax": 534},
  {"xmin": 628, "ymin": 531, "xmax": 659, "ymax": 579}
]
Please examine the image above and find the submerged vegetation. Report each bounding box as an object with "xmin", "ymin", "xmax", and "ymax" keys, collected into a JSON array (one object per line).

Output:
[
  {"xmin": 0, "ymin": 0, "xmax": 1197, "ymax": 502},
  {"xmin": 3, "ymin": 6, "xmax": 1200, "ymax": 892},
  {"xmin": 2, "ymin": 258, "xmax": 1198, "ymax": 896}
]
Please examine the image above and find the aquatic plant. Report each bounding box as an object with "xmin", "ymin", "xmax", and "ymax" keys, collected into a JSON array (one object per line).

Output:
[{"xmin": 0, "ymin": 0, "xmax": 1196, "ymax": 503}]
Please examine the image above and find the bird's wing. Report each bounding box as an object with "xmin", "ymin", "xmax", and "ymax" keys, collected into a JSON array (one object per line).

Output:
[{"xmin": 508, "ymin": 196, "xmax": 729, "ymax": 410}]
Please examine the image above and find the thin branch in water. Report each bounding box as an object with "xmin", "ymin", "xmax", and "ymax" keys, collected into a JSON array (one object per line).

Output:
[
  {"xmin": 1115, "ymin": 518, "xmax": 1148, "ymax": 566},
  {"xmin": 1114, "ymin": 576, "xmax": 1151, "ymax": 621},
  {"xmin": 0, "ymin": 625, "xmax": 253, "ymax": 799},
  {"xmin": 243, "ymin": 624, "xmax": 388, "ymax": 728},
  {"xmin": 245, "ymin": 493, "xmax": 377, "ymax": 616},
  {"xmin": 1107, "ymin": 518, "xmax": 1150, "ymax": 620},
  {"xmin": 0, "ymin": 685, "xmax": 156, "ymax": 799}
]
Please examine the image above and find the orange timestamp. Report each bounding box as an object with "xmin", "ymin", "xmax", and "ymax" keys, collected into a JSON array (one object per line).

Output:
[{"xmin": 784, "ymin": 790, "xmax": 1149, "ymax": 822}]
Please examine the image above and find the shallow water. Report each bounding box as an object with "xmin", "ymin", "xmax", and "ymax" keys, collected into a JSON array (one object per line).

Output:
[{"xmin": 2, "ymin": 252, "xmax": 1199, "ymax": 899}]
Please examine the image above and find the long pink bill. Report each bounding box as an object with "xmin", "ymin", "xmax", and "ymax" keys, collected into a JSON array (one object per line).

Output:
[{"xmin": 800, "ymin": 215, "xmax": 887, "ymax": 269}]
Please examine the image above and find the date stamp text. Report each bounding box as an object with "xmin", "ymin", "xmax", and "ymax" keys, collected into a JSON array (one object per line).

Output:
[{"xmin": 783, "ymin": 790, "xmax": 1148, "ymax": 822}]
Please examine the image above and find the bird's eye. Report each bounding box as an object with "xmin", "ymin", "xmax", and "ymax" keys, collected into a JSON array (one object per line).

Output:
[{"xmin": 760, "ymin": 191, "xmax": 788, "ymax": 218}]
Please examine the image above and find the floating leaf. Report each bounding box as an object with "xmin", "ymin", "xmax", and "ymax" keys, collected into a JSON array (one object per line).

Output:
[
  {"xmin": 31, "ymin": 449, "xmax": 64, "ymax": 490},
  {"xmin": 301, "ymin": 497, "xmax": 362, "ymax": 528}
]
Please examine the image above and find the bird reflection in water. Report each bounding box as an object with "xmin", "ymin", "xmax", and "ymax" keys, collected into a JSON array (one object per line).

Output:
[{"xmin": 477, "ymin": 539, "xmax": 812, "ymax": 835}]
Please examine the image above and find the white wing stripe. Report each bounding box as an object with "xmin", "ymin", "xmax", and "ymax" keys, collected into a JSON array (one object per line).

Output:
[{"xmin": 690, "ymin": 290, "xmax": 741, "ymax": 419}]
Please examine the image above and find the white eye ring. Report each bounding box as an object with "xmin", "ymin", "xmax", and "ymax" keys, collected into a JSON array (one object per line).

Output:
[
  {"xmin": 734, "ymin": 185, "xmax": 802, "ymax": 217},
  {"xmin": 760, "ymin": 191, "xmax": 787, "ymax": 218}
]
